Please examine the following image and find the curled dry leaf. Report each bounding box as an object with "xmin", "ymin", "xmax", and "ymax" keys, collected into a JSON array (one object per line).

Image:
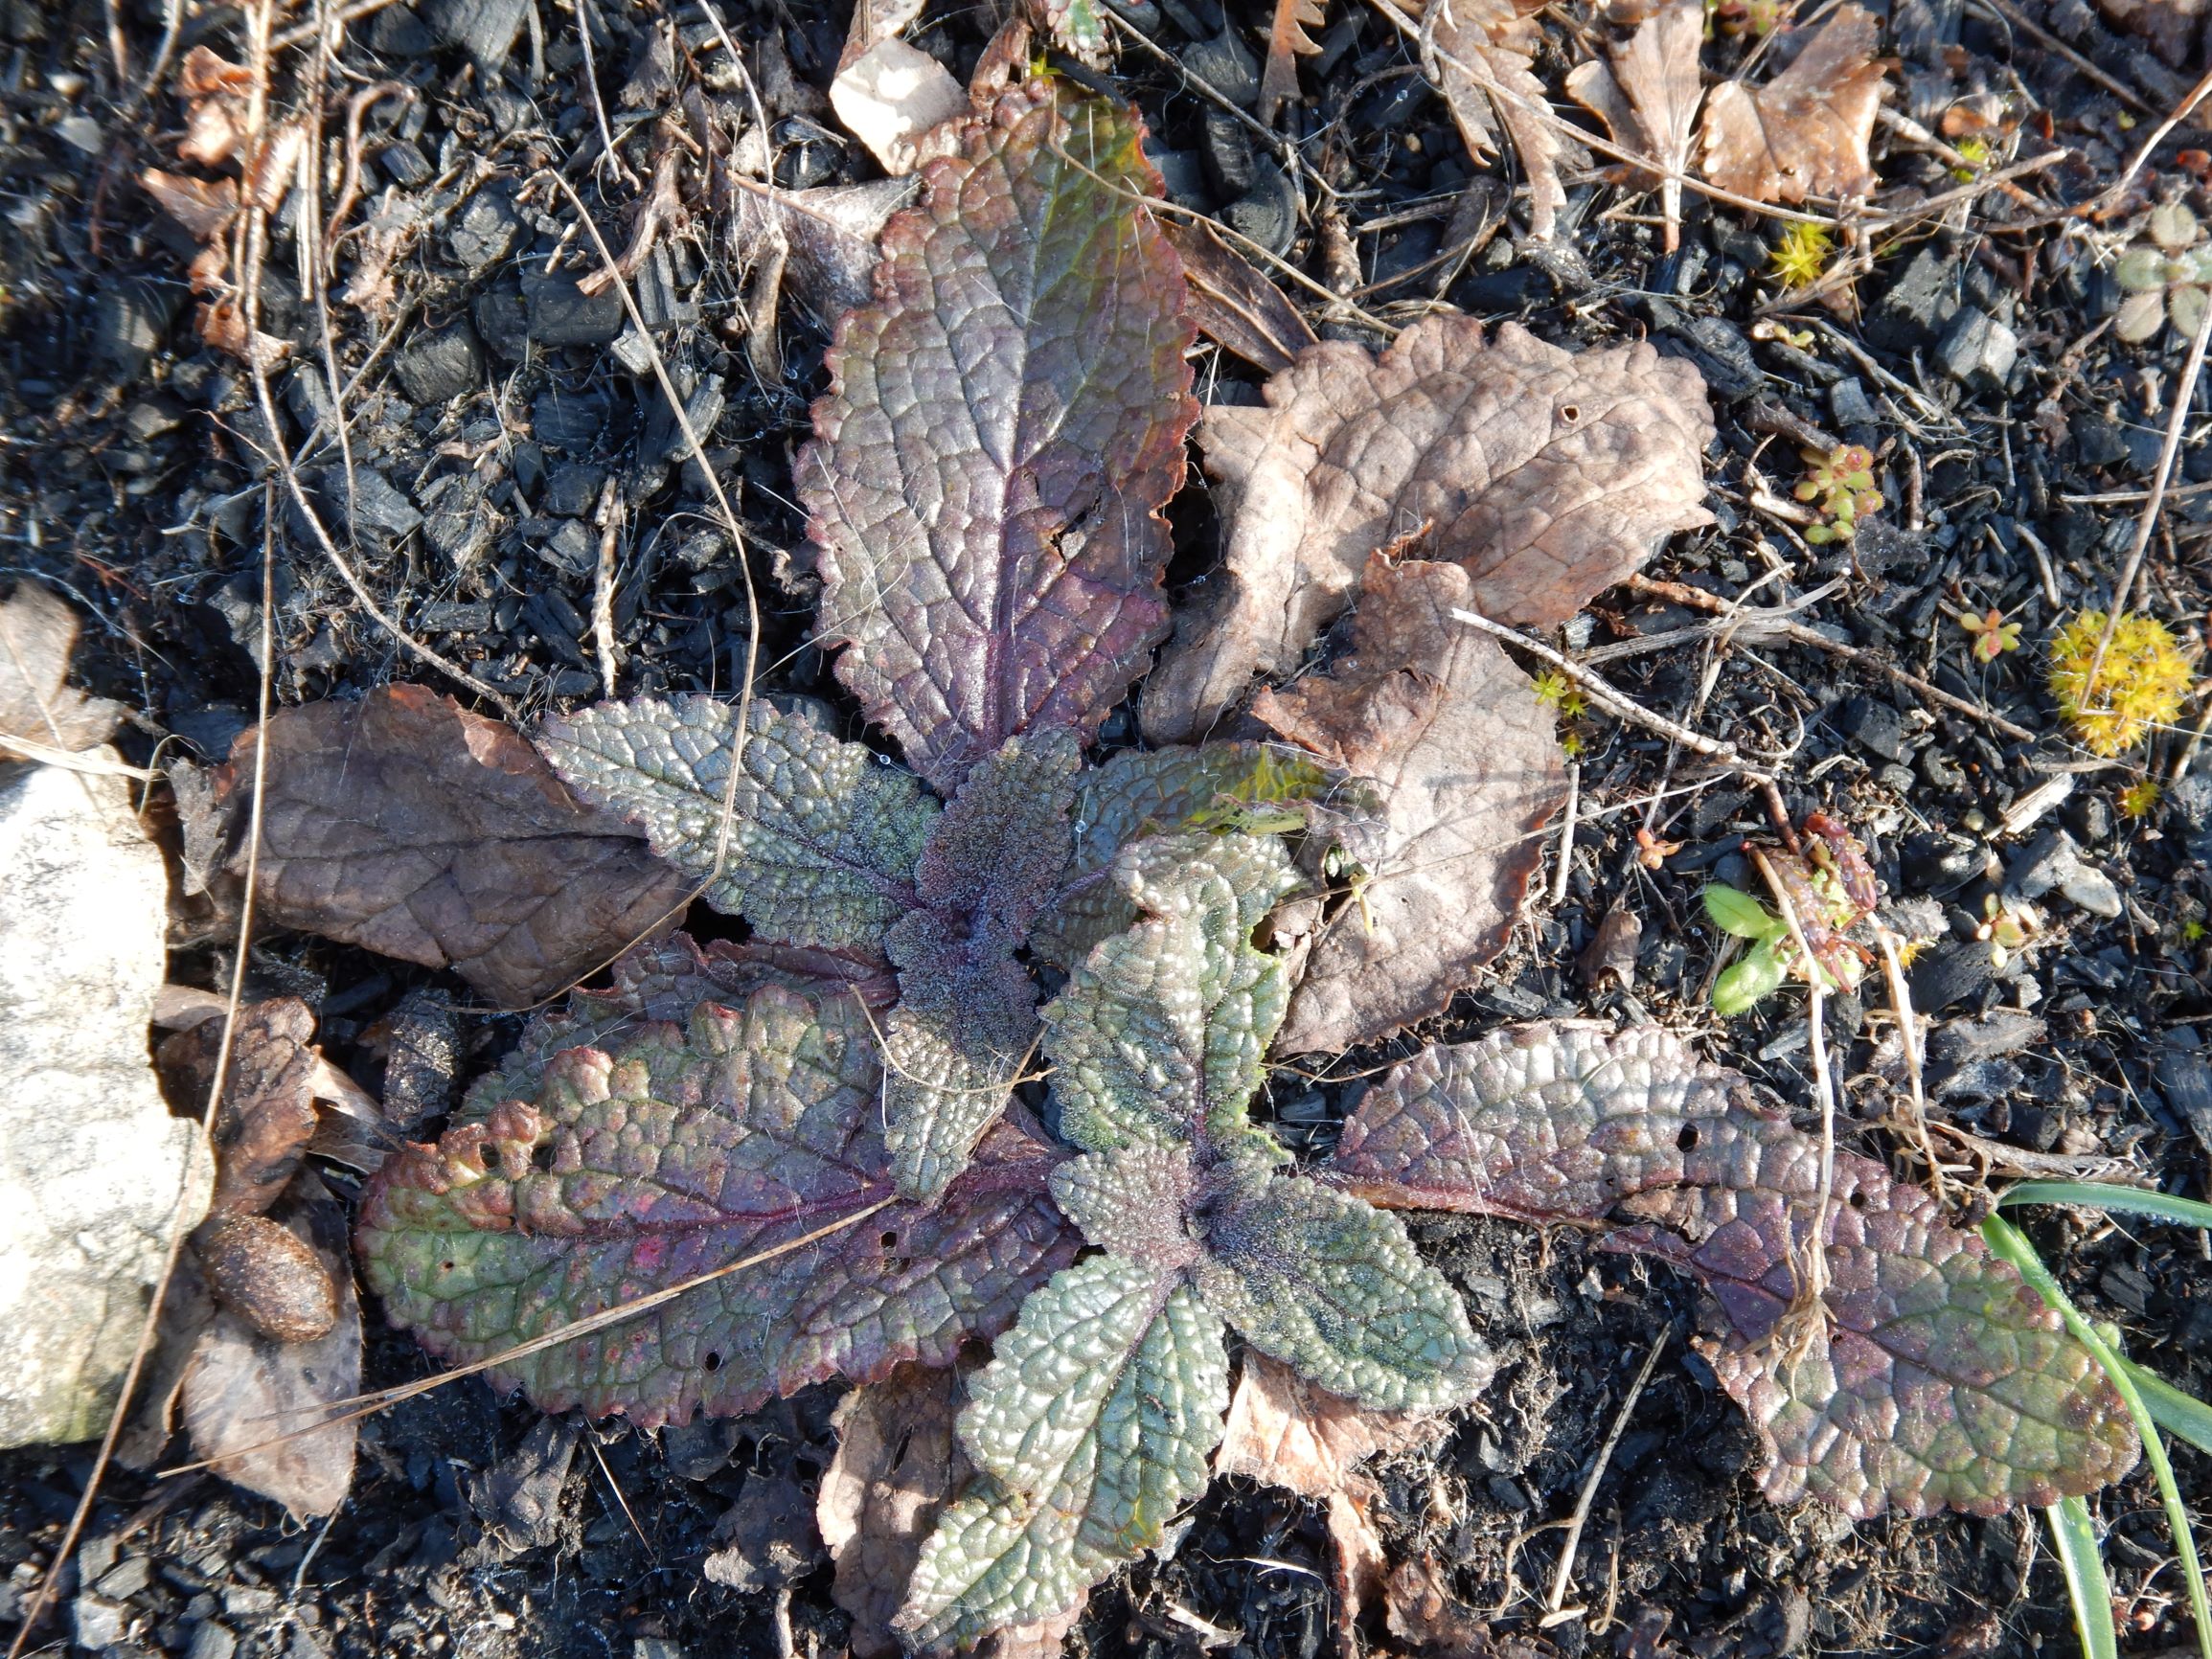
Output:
[
  {"xmin": 1164, "ymin": 219, "xmax": 1319, "ymax": 376},
  {"xmin": 820, "ymin": 1364, "xmax": 971, "ymax": 1659},
  {"xmin": 1330, "ymin": 1024, "xmax": 2140, "ymax": 1518},
  {"xmin": 1252, "ymin": 557, "xmax": 1567, "ymax": 1053},
  {"xmin": 181, "ymin": 1173, "xmax": 360, "ymax": 1518},
  {"xmin": 1416, "ymin": 0, "xmax": 1567, "ymax": 242},
  {"xmin": 158, "ymin": 997, "xmax": 321, "ymax": 1220},
  {"xmin": 1215, "ymin": 1352, "xmax": 1458, "ymax": 1645},
  {"xmin": 1699, "ymin": 5, "xmax": 1886, "ymax": 204},
  {"xmin": 1260, "ymin": 0, "xmax": 1328, "ymax": 120},
  {"xmin": 175, "ymin": 46, "xmax": 256, "ymax": 168},
  {"xmin": 798, "ymin": 81, "xmax": 1197, "ymax": 794},
  {"xmin": 831, "ymin": 38, "xmax": 971, "ymax": 176},
  {"xmin": 1141, "ymin": 315, "xmax": 1713, "ymax": 744},
  {"xmin": 1563, "ymin": 0, "xmax": 1706, "ymax": 251},
  {"xmin": 0, "ymin": 580, "xmax": 124, "ymax": 756},
  {"xmin": 733, "ymin": 174, "xmax": 916, "ymax": 325},
  {"xmin": 178, "ymin": 685, "xmax": 691, "ymax": 1010}
]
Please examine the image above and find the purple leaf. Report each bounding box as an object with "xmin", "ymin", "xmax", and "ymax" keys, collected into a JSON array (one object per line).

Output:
[{"xmin": 798, "ymin": 82, "xmax": 1198, "ymax": 794}]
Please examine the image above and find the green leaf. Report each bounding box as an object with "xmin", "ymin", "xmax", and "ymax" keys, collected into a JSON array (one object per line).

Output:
[
  {"xmin": 355, "ymin": 964, "xmax": 1075, "ymax": 1426},
  {"xmin": 1194, "ymin": 1173, "xmax": 1490, "ymax": 1412},
  {"xmin": 2047, "ymin": 1497, "xmax": 2119, "ymax": 1659},
  {"xmin": 536, "ymin": 695, "xmax": 935, "ymax": 950},
  {"xmin": 797, "ymin": 82, "xmax": 1197, "ymax": 796},
  {"xmin": 899, "ymin": 1256, "xmax": 1227, "ymax": 1650},
  {"xmin": 1047, "ymin": 1148, "xmax": 1200, "ymax": 1270},
  {"xmin": 1985, "ymin": 1215, "xmax": 2209, "ymax": 1659},
  {"xmin": 2120, "ymin": 1357, "xmax": 2212, "ymax": 1459},
  {"xmin": 1712, "ymin": 944, "xmax": 1789, "ymax": 1015},
  {"xmin": 1702, "ymin": 883, "xmax": 1787, "ymax": 941},
  {"xmin": 1040, "ymin": 832, "xmax": 1300, "ymax": 1156},
  {"xmin": 1033, "ymin": 743, "xmax": 1340, "ymax": 970},
  {"xmin": 882, "ymin": 733, "xmax": 1080, "ymax": 1202},
  {"xmin": 1998, "ymin": 1180, "xmax": 2212, "ymax": 1233}
]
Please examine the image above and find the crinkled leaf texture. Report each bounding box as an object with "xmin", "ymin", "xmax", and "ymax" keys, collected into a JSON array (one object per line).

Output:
[
  {"xmin": 355, "ymin": 944, "xmax": 1077, "ymax": 1427},
  {"xmin": 1032, "ymin": 742, "xmax": 1345, "ymax": 971},
  {"xmin": 1253, "ymin": 557, "xmax": 1566, "ymax": 1053},
  {"xmin": 883, "ymin": 733, "xmax": 1080, "ymax": 1202},
  {"xmin": 1330, "ymin": 1023, "xmax": 2139, "ymax": 1518},
  {"xmin": 536, "ymin": 694, "xmax": 934, "ymax": 951},
  {"xmin": 905, "ymin": 837, "xmax": 1489, "ymax": 1648},
  {"xmin": 900, "ymin": 1257, "xmax": 1226, "ymax": 1650},
  {"xmin": 1142, "ymin": 315, "xmax": 1713, "ymax": 743},
  {"xmin": 798, "ymin": 80, "xmax": 1198, "ymax": 794}
]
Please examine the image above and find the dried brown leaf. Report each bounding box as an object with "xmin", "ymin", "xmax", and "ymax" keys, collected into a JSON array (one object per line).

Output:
[
  {"xmin": 734, "ymin": 176, "xmax": 917, "ymax": 326},
  {"xmin": 822, "ymin": 1365, "xmax": 972, "ymax": 1659},
  {"xmin": 0, "ymin": 581, "xmax": 123, "ymax": 754},
  {"xmin": 140, "ymin": 169, "xmax": 241, "ymax": 243},
  {"xmin": 158, "ymin": 998, "xmax": 321, "ymax": 1220},
  {"xmin": 1163, "ymin": 220, "xmax": 1318, "ymax": 375},
  {"xmin": 1260, "ymin": 0, "xmax": 1328, "ymax": 120},
  {"xmin": 181, "ymin": 686, "xmax": 690, "ymax": 1009},
  {"xmin": 1253, "ymin": 557, "xmax": 1566, "ymax": 1053},
  {"xmin": 831, "ymin": 38, "xmax": 971, "ymax": 176},
  {"xmin": 1143, "ymin": 315, "xmax": 1713, "ymax": 744},
  {"xmin": 1699, "ymin": 5, "xmax": 1886, "ymax": 204},
  {"xmin": 176, "ymin": 46, "xmax": 255, "ymax": 168},
  {"xmin": 1563, "ymin": 0, "xmax": 1705, "ymax": 250},
  {"xmin": 1418, "ymin": 0, "xmax": 1567, "ymax": 241},
  {"xmin": 180, "ymin": 1173, "xmax": 360, "ymax": 1518},
  {"xmin": 1216, "ymin": 1352, "xmax": 1455, "ymax": 1645}
]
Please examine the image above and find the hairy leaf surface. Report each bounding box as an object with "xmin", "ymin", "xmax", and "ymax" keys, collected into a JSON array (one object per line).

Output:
[
  {"xmin": 799, "ymin": 81, "xmax": 1197, "ymax": 794},
  {"xmin": 899, "ymin": 1256, "xmax": 1227, "ymax": 1649},
  {"xmin": 883, "ymin": 733, "xmax": 1080, "ymax": 1202},
  {"xmin": 536, "ymin": 694, "xmax": 935, "ymax": 951},
  {"xmin": 1040, "ymin": 832, "xmax": 1300, "ymax": 1156},
  {"xmin": 1196, "ymin": 1174, "xmax": 1488, "ymax": 1412},
  {"xmin": 1331, "ymin": 1024, "xmax": 2138, "ymax": 1516},
  {"xmin": 1034, "ymin": 743, "xmax": 1338, "ymax": 970},
  {"xmin": 356, "ymin": 971, "xmax": 1076, "ymax": 1427}
]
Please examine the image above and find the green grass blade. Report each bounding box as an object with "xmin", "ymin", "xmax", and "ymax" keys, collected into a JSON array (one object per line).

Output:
[
  {"xmin": 1985, "ymin": 1215, "xmax": 2212, "ymax": 1659},
  {"xmin": 1999, "ymin": 1181, "xmax": 2212, "ymax": 1232},
  {"xmin": 2048, "ymin": 1497, "xmax": 2120, "ymax": 1659},
  {"xmin": 2120, "ymin": 1357, "xmax": 2212, "ymax": 1459}
]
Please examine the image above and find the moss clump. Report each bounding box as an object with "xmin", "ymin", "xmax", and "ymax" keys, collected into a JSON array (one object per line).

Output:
[{"xmin": 2046, "ymin": 611, "xmax": 2195, "ymax": 756}]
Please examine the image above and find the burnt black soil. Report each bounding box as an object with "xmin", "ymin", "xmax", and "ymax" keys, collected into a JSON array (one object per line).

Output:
[{"xmin": 6, "ymin": 0, "xmax": 2212, "ymax": 1653}]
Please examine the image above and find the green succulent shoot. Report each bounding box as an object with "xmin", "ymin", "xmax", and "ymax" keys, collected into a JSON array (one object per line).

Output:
[{"xmin": 2115, "ymin": 202, "xmax": 2212, "ymax": 345}]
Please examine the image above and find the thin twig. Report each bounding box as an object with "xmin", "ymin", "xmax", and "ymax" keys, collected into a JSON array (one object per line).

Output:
[
  {"xmin": 1751, "ymin": 848, "xmax": 1837, "ymax": 1345},
  {"xmin": 1964, "ymin": 0, "xmax": 2153, "ymax": 114},
  {"xmin": 2083, "ymin": 275, "xmax": 2212, "ymax": 695},
  {"xmin": 2101, "ymin": 59, "xmax": 2212, "ymax": 205},
  {"xmin": 1551, "ymin": 759, "xmax": 1579, "ymax": 908},
  {"xmin": 1874, "ymin": 927, "xmax": 1947, "ymax": 1211},
  {"xmin": 160, "ymin": 1199, "xmax": 896, "ymax": 1477},
  {"xmin": 1543, "ymin": 1334, "xmax": 1667, "ymax": 1620},
  {"xmin": 1448, "ymin": 605, "xmax": 1771, "ymax": 775}
]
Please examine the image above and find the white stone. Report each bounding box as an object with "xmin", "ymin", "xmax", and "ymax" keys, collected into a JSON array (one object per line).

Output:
[{"xmin": 0, "ymin": 756, "xmax": 210, "ymax": 1448}]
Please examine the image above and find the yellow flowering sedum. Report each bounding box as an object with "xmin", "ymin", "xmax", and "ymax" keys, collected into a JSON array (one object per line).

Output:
[{"xmin": 2046, "ymin": 611, "xmax": 2195, "ymax": 756}]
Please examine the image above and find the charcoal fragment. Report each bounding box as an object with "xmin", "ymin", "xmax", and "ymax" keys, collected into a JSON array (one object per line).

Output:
[{"xmin": 394, "ymin": 323, "xmax": 484, "ymax": 405}]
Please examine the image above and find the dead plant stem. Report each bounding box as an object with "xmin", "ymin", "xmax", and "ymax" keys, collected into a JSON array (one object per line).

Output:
[
  {"xmin": 1543, "ymin": 1334, "xmax": 1666, "ymax": 1621},
  {"xmin": 1749, "ymin": 848, "xmax": 1837, "ymax": 1340},
  {"xmin": 2084, "ymin": 270, "xmax": 2212, "ymax": 698}
]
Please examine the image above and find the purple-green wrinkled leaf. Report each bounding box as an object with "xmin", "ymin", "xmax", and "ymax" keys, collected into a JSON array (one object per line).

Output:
[
  {"xmin": 356, "ymin": 970, "xmax": 1076, "ymax": 1428},
  {"xmin": 883, "ymin": 733, "xmax": 1080, "ymax": 1202},
  {"xmin": 1047, "ymin": 1148, "xmax": 1200, "ymax": 1271},
  {"xmin": 899, "ymin": 1255, "xmax": 1226, "ymax": 1650},
  {"xmin": 536, "ymin": 694, "xmax": 936, "ymax": 951},
  {"xmin": 1330, "ymin": 1024, "xmax": 2139, "ymax": 1517},
  {"xmin": 1040, "ymin": 832, "xmax": 1300, "ymax": 1157},
  {"xmin": 797, "ymin": 81, "xmax": 1198, "ymax": 795},
  {"xmin": 1194, "ymin": 1171, "xmax": 1488, "ymax": 1413},
  {"xmin": 1033, "ymin": 742, "xmax": 1345, "ymax": 970},
  {"xmin": 1619, "ymin": 1153, "xmax": 2140, "ymax": 1518}
]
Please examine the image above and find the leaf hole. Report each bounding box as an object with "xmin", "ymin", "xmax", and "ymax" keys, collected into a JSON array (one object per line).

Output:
[
  {"xmin": 1559, "ymin": 402, "xmax": 1581, "ymax": 425},
  {"xmin": 704, "ymin": 1352, "xmax": 722, "ymax": 1373},
  {"xmin": 880, "ymin": 1230, "xmax": 900, "ymax": 1250},
  {"xmin": 1848, "ymin": 1190, "xmax": 1867, "ymax": 1209},
  {"xmin": 1676, "ymin": 1125, "xmax": 1699, "ymax": 1151},
  {"xmin": 441, "ymin": 1260, "xmax": 455, "ymax": 1273}
]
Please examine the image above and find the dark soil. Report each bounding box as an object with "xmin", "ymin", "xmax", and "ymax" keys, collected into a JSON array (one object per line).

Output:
[{"xmin": 6, "ymin": 0, "xmax": 2212, "ymax": 1653}]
